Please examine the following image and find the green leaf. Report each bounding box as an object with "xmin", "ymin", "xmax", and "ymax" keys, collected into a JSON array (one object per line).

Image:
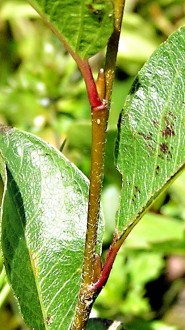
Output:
[
  {"xmin": 0, "ymin": 126, "xmax": 103, "ymax": 330},
  {"xmin": 115, "ymin": 27, "xmax": 185, "ymax": 236},
  {"xmin": 124, "ymin": 213, "xmax": 185, "ymax": 254},
  {"xmin": 28, "ymin": 0, "xmax": 113, "ymax": 59}
]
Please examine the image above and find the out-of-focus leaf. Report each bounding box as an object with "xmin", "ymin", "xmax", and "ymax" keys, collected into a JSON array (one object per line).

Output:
[
  {"xmin": 95, "ymin": 251, "xmax": 164, "ymax": 318},
  {"xmin": 87, "ymin": 318, "xmax": 125, "ymax": 330},
  {"xmin": 0, "ymin": 2, "xmax": 37, "ymax": 19},
  {"xmin": 118, "ymin": 13, "xmax": 160, "ymax": 75},
  {"xmin": 115, "ymin": 27, "xmax": 185, "ymax": 237},
  {"xmin": 124, "ymin": 212, "xmax": 185, "ymax": 253},
  {"xmin": 102, "ymin": 185, "xmax": 120, "ymax": 243},
  {"xmin": 28, "ymin": 0, "xmax": 113, "ymax": 59},
  {"xmin": 0, "ymin": 127, "xmax": 103, "ymax": 329},
  {"xmin": 125, "ymin": 319, "xmax": 177, "ymax": 330},
  {"xmin": 66, "ymin": 121, "xmax": 121, "ymax": 184},
  {"xmin": 169, "ymin": 171, "xmax": 185, "ymax": 202}
]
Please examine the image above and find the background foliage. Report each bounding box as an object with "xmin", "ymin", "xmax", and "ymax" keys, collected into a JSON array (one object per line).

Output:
[{"xmin": 0, "ymin": 0, "xmax": 185, "ymax": 329}]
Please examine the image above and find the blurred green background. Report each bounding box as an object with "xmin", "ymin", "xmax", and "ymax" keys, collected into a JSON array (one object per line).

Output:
[{"xmin": 0, "ymin": 0, "xmax": 185, "ymax": 329}]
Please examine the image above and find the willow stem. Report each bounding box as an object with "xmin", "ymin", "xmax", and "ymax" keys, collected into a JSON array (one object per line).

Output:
[
  {"xmin": 70, "ymin": 103, "xmax": 108, "ymax": 330},
  {"xmin": 83, "ymin": 104, "xmax": 109, "ymax": 285},
  {"xmin": 105, "ymin": 0, "xmax": 125, "ymax": 102},
  {"xmin": 70, "ymin": 1, "xmax": 125, "ymax": 329}
]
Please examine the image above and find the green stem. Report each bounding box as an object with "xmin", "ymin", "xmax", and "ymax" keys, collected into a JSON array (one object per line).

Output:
[
  {"xmin": 105, "ymin": 0, "xmax": 125, "ymax": 102},
  {"xmin": 87, "ymin": 0, "xmax": 126, "ymax": 295},
  {"xmin": 71, "ymin": 1, "xmax": 126, "ymax": 329},
  {"xmin": 70, "ymin": 103, "xmax": 108, "ymax": 330},
  {"xmin": 83, "ymin": 105, "xmax": 109, "ymax": 285}
]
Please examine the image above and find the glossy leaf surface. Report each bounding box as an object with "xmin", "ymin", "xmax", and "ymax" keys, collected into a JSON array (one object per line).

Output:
[
  {"xmin": 28, "ymin": 0, "xmax": 113, "ymax": 59},
  {"xmin": 115, "ymin": 27, "xmax": 185, "ymax": 236},
  {"xmin": 0, "ymin": 127, "xmax": 103, "ymax": 329}
]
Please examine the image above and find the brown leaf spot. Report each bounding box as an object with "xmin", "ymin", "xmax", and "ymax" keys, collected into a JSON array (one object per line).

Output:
[
  {"xmin": 152, "ymin": 119, "xmax": 159, "ymax": 128},
  {"xmin": 160, "ymin": 143, "xmax": 169, "ymax": 154},
  {"xmin": 46, "ymin": 315, "xmax": 54, "ymax": 325},
  {"xmin": 155, "ymin": 165, "xmax": 160, "ymax": 175},
  {"xmin": 87, "ymin": 4, "xmax": 99, "ymax": 14},
  {"xmin": 138, "ymin": 131, "xmax": 153, "ymax": 141},
  {"xmin": 132, "ymin": 186, "xmax": 141, "ymax": 202},
  {"xmin": 135, "ymin": 186, "xmax": 140, "ymax": 193},
  {"xmin": 86, "ymin": 3, "xmax": 104, "ymax": 23},
  {"xmin": 162, "ymin": 125, "xmax": 175, "ymax": 138}
]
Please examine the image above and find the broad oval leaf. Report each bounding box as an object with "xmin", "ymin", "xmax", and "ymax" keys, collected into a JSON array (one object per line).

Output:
[
  {"xmin": 0, "ymin": 127, "xmax": 103, "ymax": 329},
  {"xmin": 115, "ymin": 27, "xmax": 185, "ymax": 236},
  {"xmin": 28, "ymin": 0, "xmax": 113, "ymax": 59}
]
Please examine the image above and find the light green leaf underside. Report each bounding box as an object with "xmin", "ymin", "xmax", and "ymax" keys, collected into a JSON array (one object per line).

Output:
[
  {"xmin": 28, "ymin": 0, "xmax": 113, "ymax": 59},
  {"xmin": 115, "ymin": 27, "xmax": 185, "ymax": 235},
  {"xmin": 0, "ymin": 127, "xmax": 103, "ymax": 330}
]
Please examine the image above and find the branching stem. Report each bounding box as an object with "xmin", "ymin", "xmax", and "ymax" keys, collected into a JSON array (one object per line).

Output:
[
  {"xmin": 71, "ymin": 1, "xmax": 125, "ymax": 329},
  {"xmin": 30, "ymin": 0, "xmax": 126, "ymax": 329}
]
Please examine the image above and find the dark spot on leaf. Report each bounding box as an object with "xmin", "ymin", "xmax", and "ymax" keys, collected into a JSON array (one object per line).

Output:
[
  {"xmin": 152, "ymin": 119, "xmax": 159, "ymax": 128},
  {"xmin": 138, "ymin": 131, "xmax": 155, "ymax": 153},
  {"xmin": 138, "ymin": 131, "xmax": 153, "ymax": 141},
  {"xmin": 159, "ymin": 143, "xmax": 172, "ymax": 160},
  {"xmin": 155, "ymin": 165, "xmax": 160, "ymax": 175},
  {"xmin": 164, "ymin": 113, "xmax": 176, "ymax": 125},
  {"xmin": 135, "ymin": 186, "xmax": 140, "ymax": 193},
  {"xmin": 87, "ymin": 4, "xmax": 98, "ymax": 14},
  {"xmin": 132, "ymin": 186, "xmax": 140, "ymax": 201},
  {"xmin": 86, "ymin": 4, "xmax": 104, "ymax": 23},
  {"xmin": 160, "ymin": 143, "xmax": 169, "ymax": 154},
  {"xmin": 162, "ymin": 125, "xmax": 175, "ymax": 138},
  {"xmin": 46, "ymin": 315, "xmax": 54, "ymax": 325},
  {"xmin": 168, "ymin": 112, "xmax": 176, "ymax": 120}
]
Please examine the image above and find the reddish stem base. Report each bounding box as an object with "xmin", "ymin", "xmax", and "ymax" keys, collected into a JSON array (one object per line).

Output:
[{"xmin": 90, "ymin": 232, "xmax": 122, "ymax": 292}]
